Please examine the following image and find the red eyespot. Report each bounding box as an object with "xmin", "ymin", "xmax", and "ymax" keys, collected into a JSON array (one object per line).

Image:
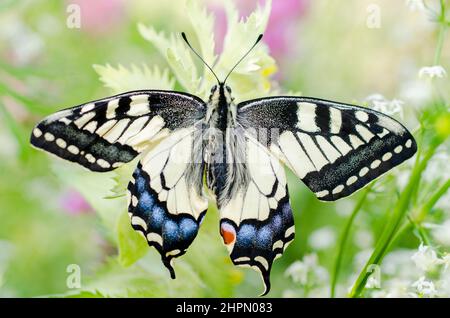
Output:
[{"xmin": 220, "ymin": 223, "xmax": 236, "ymax": 245}]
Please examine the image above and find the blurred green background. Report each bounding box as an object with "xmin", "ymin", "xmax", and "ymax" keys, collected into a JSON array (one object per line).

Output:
[{"xmin": 0, "ymin": 0, "xmax": 449, "ymax": 298}]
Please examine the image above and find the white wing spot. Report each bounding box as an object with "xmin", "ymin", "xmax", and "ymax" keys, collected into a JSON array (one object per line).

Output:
[
  {"xmin": 33, "ymin": 128, "xmax": 43, "ymax": 138},
  {"xmin": 377, "ymin": 128, "xmax": 389, "ymax": 138},
  {"xmin": 131, "ymin": 216, "xmax": 147, "ymax": 231},
  {"xmin": 315, "ymin": 190, "xmax": 329, "ymax": 198},
  {"xmin": 146, "ymin": 233, "xmax": 163, "ymax": 246},
  {"xmin": 346, "ymin": 176, "xmax": 358, "ymax": 186},
  {"xmin": 331, "ymin": 136, "xmax": 352, "ymax": 155},
  {"xmin": 74, "ymin": 112, "xmax": 95, "ymax": 128},
  {"xmin": 405, "ymin": 139, "xmax": 412, "ymax": 148},
  {"xmin": 84, "ymin": 121, "xmax": 98, "ymax": 133},
  {"xmin": 378, "ymin": 115, "xmax": 404, "ymax": 135},
  {"xmin": 97, "ymin": 159, "xmax": 111, "ymax": 169},
  {"xmin": 332, "ymin": 184, "xmax": 345, "ymax": 194},
  {"xmin": 359, "ymin": 167, "xmax": 369, "ymax": 177},
  {"xmin": 382, "ymin": 152, "xmax": 392, "ymax": 161},
  {"xmin": 355, "ymin": 125, "xmax": 375, "ymax": 142},
  {"xmin": 56, "ymin": 138, "xmax": 67, "ymax": 149},
  {"xmin": 59, "ymin": 118, "xmax": 71, "ymax": 125},
  {"xmin": 81, "ymin": 103, "xmax": 95, "ymax": 114},
  {"xmin": 44, "ymin": 132, "xmax": 55, "ymax": 141},
  {"xmin": 370, "ymin": 160, "xmax": 381, "ymax": 169},
  {"xmin": 85, "ymin": 153, "xmax": 95, "ymax": 163},
  {"xmin": 272, "ymin": 240, "xmax": 284, "ymax": 251},
  {"xmin": 329, "ymin": 107, "xmax": 342, "ymax": 134},
  {"xmin": 67, "ymin": 145, "xmax": 79, "ymax": 155},
  {"xmin": 166, "ymin": 249, "xmax": 181, "ymax": 257},
  {"xmin": 106, "ymin": 99, "xmax": 119, "ymax": 119},
  {"xmin": 316, "ymin": 136, "xmax": 341, "ymax": 163},
  {"xmin": 355, "ymin": 111, "xmax": 369, "ymax": 122},
  {"xmin": 296, "ymin": 102, "xmax": 320, "ymax": 132},
  {"xmin": 349, "ymin": 134, "xmax": 364, "ymax": 149},
  {"xmin": 255, "ymin": 256, "xmax": 269, "ymax": 271},
  {"xmin": 285, "ymin": 226, "xmax": 295, "ymax": 238},
  {"xmin": 394, "ymin": 145, "xmax": 403, "ymax": 153}
]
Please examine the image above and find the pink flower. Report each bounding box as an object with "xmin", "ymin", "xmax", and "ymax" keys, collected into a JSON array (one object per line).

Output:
[
  {"xmin": 210, "ymin": 0, "xmax": 309, "ymax": 58},
  {"xmin": 67, "ymin": 0, "xmax": 125, "ymax": 35},
  {"xmin": 59, "ymin": 189, "xmax": 93, "ymax": 215}
]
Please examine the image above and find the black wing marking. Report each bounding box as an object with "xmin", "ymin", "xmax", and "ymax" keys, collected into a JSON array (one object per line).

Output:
[
  {"xmin": 219, "ymin": 136, "xmax": 294, "ymax": 296},
  {"xmin": 127, "ymin": 128, "xmax": 208, "ymax": 277},
  {"xmin": 237, "ymin": 96, "xmax": 417, "ymax": 201},
  {"xmin": 30, "ymin": 90, "xmax": 206, "ymax": 172}
]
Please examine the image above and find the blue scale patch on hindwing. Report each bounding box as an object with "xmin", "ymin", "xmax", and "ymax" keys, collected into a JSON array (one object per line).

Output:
[
  {"xmin": 128, "ymin": 163, "xmax": 205, "ymax": 278},
  {"xmin": 220, "ymin": 191, "xmax": 294, "ymax": 296}
]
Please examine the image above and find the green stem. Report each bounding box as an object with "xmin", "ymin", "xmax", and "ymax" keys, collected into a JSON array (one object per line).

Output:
[
  {"xmin": 392, "ymin": 167, "xmax": 450, "ymax": 246},
  {"xmin": 417, "ymin": 178, "xmax": 450, "ymax": 222},
  {"xmin": 433, "ymin": 24, "xmax": 447, "ymax": 65},
  {"xmin": 349, "ymin": 147, "xmax": 436, "ymax": 298},
  {"xmin": 434, "ymin": 0, "xmax": 448, "ymax": 65},
  {"xmin": 330, "ymin": 184, "xmax": 372, "ymax": 298}
]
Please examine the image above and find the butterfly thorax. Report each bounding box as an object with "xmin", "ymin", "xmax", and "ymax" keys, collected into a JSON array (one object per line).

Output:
[{"xmin": 203, "ymin": 84, "xmax": 247, "ymax": 205}]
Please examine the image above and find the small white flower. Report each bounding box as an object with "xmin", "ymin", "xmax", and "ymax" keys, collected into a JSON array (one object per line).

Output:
[
  {"xmin": 365, "ymin": 94, "xmax": 404, "ymax": 118},
  {"xmin": 412, "ymin": 276, "xmax": 438, "ymax": 297},
  {"xmin": 423, "ymin": 148, "xmax": 450, "ymax": 183},
  {"xmin": 308, "ymin": 226, "xmax": 336, "ymax": 250},
  {"xmin": 285, "ymin": 260, "xmax": 309, "ymax": 285},
  {"xmin": 405, "ymin": 0, "xmax": 425, "ymax": 11},
  {"xmin": 386, "ymin": 278, "xmax": 417, "ymax": 298},
  {"xmin": 285, "ymin": 254, "xmax": 329, "ymax": 286},
  {"xmin": 411, "ymin": 243, "xmax": 441, "ymax": 272},
  {"xmin": 441, "ymin": 254, "xmax": 450, "ymax": 272},
  {"xmin": 418, "ymin": 65, "xmax": 447, "ymax": 79},
  {"xmin": 429, "ymin": 220, "xmax": 450, "ymax": 247}
]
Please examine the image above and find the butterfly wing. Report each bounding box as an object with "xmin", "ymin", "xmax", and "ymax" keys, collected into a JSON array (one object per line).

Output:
[
  {"xmin": 219, "ymin": 134, "xmax": 294, "ymax": 296},
  {"xmin": 30, "ymin": 90, "xmax": 206, "ymax": 171},
  {"xmin": 128, "ymin": 127, "xmax": 208, "ymax": 277},
  {"xmin": 237, "ymin": 97, "xmax": 417, "ymax": 201}
]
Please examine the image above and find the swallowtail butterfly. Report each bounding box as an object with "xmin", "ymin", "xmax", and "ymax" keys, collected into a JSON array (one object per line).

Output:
[{"xmin": 30, "ymin": 33, "xmax": 417, "ymax": 295}]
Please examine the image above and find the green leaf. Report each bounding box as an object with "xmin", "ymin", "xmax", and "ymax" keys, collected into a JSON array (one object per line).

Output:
[
  {"xmin": 138, "ymin": 25, "xmax": 201, "ymax": 94},
  {"xmin": 116, "ymin": 210, "xmax": 148, "ymax": 267},
  {"xmin": 93, "ymin": 64, "xmax": 175, "ymax": 94}
]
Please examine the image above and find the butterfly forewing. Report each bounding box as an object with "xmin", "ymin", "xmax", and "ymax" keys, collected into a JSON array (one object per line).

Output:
[
  {"xmin": 31, "ymin": 90, "xmax": 206, "ymax": 171},
  {"xmin": 237, "ymin": 96, "xmax": 417, "ymax": 201}
]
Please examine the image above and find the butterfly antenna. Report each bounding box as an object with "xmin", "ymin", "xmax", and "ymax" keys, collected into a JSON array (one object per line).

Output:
[
  {"xmin": 181, "ymin": 32, "xmax": 220, "ymax": 84},
  {"xmin": 223, "ymin": 34, "xmax": 263, "ymax": 84}
]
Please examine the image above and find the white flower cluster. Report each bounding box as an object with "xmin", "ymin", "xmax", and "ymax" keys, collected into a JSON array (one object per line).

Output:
[
  {"xmin": 368, "ymin": 244, "xmax": 450, "ymax": 298},
  {"xmin": 364, "ymin": 94, "xmax": 404, "ymax": 118},
  {"xmin": 418, "ymin": 65, "xmax": 447, "ymax": 79},
  {"xmin": 284, "ymin": 253, "xmax": 330, "ymax": 297},
  {"xmin": 405, "ymin": 0, "xmax": 426, "ymax": 11}
]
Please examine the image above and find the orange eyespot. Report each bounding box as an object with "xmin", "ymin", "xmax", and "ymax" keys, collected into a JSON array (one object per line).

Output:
[{"xmin": 220, "ymin": 223, "xmax": 236, "ymax": 245}]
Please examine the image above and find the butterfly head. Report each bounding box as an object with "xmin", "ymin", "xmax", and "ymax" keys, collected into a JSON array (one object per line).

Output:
[{"xmin": 208, "ymin": 83, "xmax": 234, "ymax": 105}]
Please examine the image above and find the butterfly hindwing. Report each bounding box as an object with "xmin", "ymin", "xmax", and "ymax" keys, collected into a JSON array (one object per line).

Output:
[
  {"xmin": 127, "ymin": 128, "xmax": 208, "ymax": 277},
  {"xmin": 31, "ymin": 90, "xmax": 206, "ymax": 171},
  {"xmin": 219, "ymin": 135, "xmax": 294, "ymax": 296},
  {"xmin": 238, "ymin": 97, "xmax": 417, "ymax": 201}
]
